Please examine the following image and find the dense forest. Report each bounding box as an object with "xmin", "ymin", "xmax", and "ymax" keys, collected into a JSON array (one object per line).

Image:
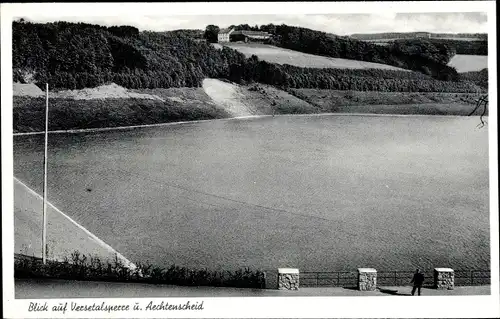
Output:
[
  {"xmin": 379, "ymin": 38, "xmax": 488, "ymax": 56},
  {"xmin": 229, "ymin": 59, "xmax": 481, "ymax": 92},
  {"xmin": 13, "ymin": 20, "xmax": 245, "ymax": 89},
  {"xmin": 13, "ymin": 20, "xmax": 485, "ymax": 93},
  {"xmin": 425, "ymin": 39, "xmax": 487, "ymax": 55}
]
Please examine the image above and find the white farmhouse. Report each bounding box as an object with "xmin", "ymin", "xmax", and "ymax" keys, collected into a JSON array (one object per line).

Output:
[{"xmin": 217, "ymin": 28, "xmax": 234, "ymax": 43}]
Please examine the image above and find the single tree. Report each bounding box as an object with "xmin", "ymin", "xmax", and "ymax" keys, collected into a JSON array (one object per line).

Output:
[{"xmin": 204, "ymin": 25, "xmax": 220, "ymax": 43}]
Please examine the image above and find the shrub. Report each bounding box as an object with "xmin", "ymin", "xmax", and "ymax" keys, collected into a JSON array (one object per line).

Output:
[{"xmin": 14, "ymin": 252, "xmax": 266, "ymax": 289}]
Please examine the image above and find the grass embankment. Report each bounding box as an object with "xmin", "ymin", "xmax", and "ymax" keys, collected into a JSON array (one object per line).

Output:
[
  {"xmin": 15, "ymin": 253, "xmax": 266, "ymax": 288},
  {"xmin": 13, "ymin": 83, "xmax": 488, "ymax": 133},
  {"xmin": 244, "ymin": 83, "xmax": 317, "ymax": 114},
  {"xmin": 202, "ymin": 79, "xmax": 317, "ymax": 116},
  {"xmin": 13, "ymin": 93, "xmax": 229, "ymax": 133},
  {"xmin": 288, "ymin": 89, "xmax": 488, "ymax": 116},
  {"xmin": 12, "ymin": 82, "xmax": 317, "ymax": 132}
]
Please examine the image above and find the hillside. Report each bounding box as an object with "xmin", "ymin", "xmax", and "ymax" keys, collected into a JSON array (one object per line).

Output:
[
  {"xmin": 12, "ymin": 80, "xmax": 319, "ymax": 132},
  {"xmin": 13, "ymin": 20, "xmax": 485, "ymax": 94},
  {"xmin": 350, "ymin": 32, "xmax": 487, "ymax": 41},
  {"xmin": 459, "ymin": 69, "xmax": 488, "ymax": 89},
  {"xmin": 223, "ymin": 43, "xmax": 409, "ymax": 71},
  {"xmin": 13, "ymin": 20, "xmax": 246, "ymax": 89},
  {"xmin": 365, "ymin": 39, "xmax": 487, "ymax": 56},
  {"xmin": 261, "ymin": 25, "xmax": 460, "ymax": 80},
  {"xmin": 290, "ymin": 89, "xmax": 484, "ymax": 115},
  {"xmin": 13, "ymin": 80, "xmax": 484, "ymax": 133}
]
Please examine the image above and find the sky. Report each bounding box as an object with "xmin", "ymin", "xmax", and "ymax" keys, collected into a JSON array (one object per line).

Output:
[{"xmin": 17, "ymin": 12, "xmax": 488, "ymax": 35}]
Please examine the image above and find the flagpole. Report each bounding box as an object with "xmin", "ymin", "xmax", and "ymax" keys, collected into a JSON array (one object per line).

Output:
[{"xmin": 42, "ymin": 83, "xmax": 49, "ymax": 264}]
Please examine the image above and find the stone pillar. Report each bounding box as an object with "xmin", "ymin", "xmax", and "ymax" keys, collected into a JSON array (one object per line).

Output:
[
  {"xmin": 357, "ymin": 268, "xmax": 377, "ymax": 291},
  {"xmin": 277, "ymin": 268, "xmax": 299, "ymax": 290},
  {"xmin": 434, "ymin": 268, "xmax": 454, "ymax": 290}
]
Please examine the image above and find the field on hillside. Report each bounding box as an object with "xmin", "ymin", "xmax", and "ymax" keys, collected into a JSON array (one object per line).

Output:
[
  {"xmin": 14, "ymin": 115, "xmax": 490, "ymax": 273},
  {"xmin": 448, "ymin": 55, "xmax": 488, "ymax": 72},
  {"xmin": 224, "ymin": 43, "xmax": 409, "ymax": 71}
]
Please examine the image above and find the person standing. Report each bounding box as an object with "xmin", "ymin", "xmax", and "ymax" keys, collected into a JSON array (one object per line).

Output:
[{"xmin": 410, "ymin": 269, "xmax": 425, "ymax": 296}]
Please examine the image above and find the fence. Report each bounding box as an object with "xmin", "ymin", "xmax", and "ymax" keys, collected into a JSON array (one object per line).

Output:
[
  {"xmin": 301, "ymin": 270, "xmax": 490, "ymax": 288},
  {"xmin": 301, "ymin": 272, "xmax": 357, "ymax": 287},
  {"xmin": 454, "ymin": 270, "xmax": 491, "ymax": 286}
]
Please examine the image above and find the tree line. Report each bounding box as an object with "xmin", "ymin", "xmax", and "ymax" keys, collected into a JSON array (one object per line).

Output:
[
  {"xmin": 12, "ymin": 20, "xmax": 484, "ymax": 93},
  {"xmin": 459, "ymin": 69, "xmax": 488, "ymax": 89},
  {"xmin": 229, "ymin": 59, "xmax": 482, "ymax": 92},
  {"xmin": 425, "ymin": 39, "xmax": 487, "ymax": 55}
]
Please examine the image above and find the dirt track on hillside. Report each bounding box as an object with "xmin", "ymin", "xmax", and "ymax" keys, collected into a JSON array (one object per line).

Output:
[{"xmin": 202, "ymin": 79, "xmax": 255, "ymax": 117}]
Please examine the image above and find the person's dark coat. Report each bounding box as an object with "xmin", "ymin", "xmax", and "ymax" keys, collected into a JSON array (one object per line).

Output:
[{"xmin": 411, "ymin": 273, "xmax": 425, "ymax": 286}]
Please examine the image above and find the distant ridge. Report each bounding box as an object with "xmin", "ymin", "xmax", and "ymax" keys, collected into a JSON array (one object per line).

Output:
[{"xmin": 350, "ymin": 32, "xmax": 487, "ymax": 41}]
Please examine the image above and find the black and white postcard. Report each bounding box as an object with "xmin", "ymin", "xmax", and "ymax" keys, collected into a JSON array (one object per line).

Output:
[{"xmin": 1, "ymin": 1, "xmax": 498, "ymax": 318}]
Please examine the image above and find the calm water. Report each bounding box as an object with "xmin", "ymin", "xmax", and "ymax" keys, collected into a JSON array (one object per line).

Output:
[{"xmin": 14, "ymin": 115, "xmax": 490, "ymax": 272}]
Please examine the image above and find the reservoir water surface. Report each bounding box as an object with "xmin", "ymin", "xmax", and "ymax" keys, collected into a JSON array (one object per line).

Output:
[{"xmin": 14, "ymin": 115, "xmax": 490, "ymax": 272}]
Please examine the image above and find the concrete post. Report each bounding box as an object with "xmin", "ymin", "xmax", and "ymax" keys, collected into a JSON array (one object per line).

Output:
[
  {"xmin": 277, "ymin": 268, "xmax": 299, "ymax": 290},
  {"xmin": 357, "ymin": 268, "xmax": 377, "ymax": 291},
  {"xmin": 434, "ymin": 268, "xmax": 454, "ymax": 290}
]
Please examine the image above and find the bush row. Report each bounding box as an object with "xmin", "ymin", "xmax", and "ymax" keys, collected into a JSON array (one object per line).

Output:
[{"xmin": 15, "ymin": 252, "xmax": 266, "ymax": 288}]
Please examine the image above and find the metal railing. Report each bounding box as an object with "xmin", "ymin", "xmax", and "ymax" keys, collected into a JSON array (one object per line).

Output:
[
  {"xmin": 454, "ymin": 270, "xmax": 491, "ymax": 286},
  {"xmin": 301, "ymin": 270, "xmax": 490, "ymax": 288},
  {"xmin": 378, "ymin": 271, "xmax": 419, "ymax": 287},
  {"xmin": 301, "ymin": 271, "xmax": 357, "ymax": 287}
]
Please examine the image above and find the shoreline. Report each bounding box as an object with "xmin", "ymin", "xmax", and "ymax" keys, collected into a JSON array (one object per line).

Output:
[{"xmin": 13, "ymin": 112, "xmax": 486, "ymax": 137}]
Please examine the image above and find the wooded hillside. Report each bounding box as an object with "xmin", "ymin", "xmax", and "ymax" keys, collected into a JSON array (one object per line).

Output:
[{"xmin": 13, "ymin": 20, "xmax": 485, "ymax": 93}]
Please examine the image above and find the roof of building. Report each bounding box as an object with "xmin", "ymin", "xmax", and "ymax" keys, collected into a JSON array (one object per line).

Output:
[
  {"xmin": 218, "ymin": 28, "xmax": 234, "ymax": 34},
  {"xmin": 232, "ymin": 30, "xmax": 270, "ymax": 36}
]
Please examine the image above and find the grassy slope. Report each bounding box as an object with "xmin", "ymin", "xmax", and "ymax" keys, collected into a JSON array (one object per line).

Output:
[
  {"xmin": 224, "ymin": 43, "xmax": 409, "ymax": 71},
  {"xmin": 232, "ymin": 83, "xmax": 317, "ymax": 115},
  {"xmin": 13, "ymin": 85, "xmax": 318, "ymax": 132},
  {"xmin": 13, "ymin": 86, "xmax": 488, "ymax": 133},
  {"xmin": 13, "ymin": 89, "xmax": 230, "ymax": 133},
  {"xmin": 290, "ymin": 89, "xmax": 487, "ymax": 116}
]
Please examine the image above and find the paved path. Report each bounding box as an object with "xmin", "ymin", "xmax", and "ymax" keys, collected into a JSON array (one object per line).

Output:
[{"xmin": 15, "ymin": 279, "xmax": 490, "ymax": 299}]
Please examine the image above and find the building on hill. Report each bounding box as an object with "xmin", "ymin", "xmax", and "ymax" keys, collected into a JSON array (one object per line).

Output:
[
  {"xmin": 218, "ymin": 28, "xmax": 234, "ymax": 43},
  {"xmin": 230, "ymin": 30, "xmax": 271, "ymax": 43}
]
